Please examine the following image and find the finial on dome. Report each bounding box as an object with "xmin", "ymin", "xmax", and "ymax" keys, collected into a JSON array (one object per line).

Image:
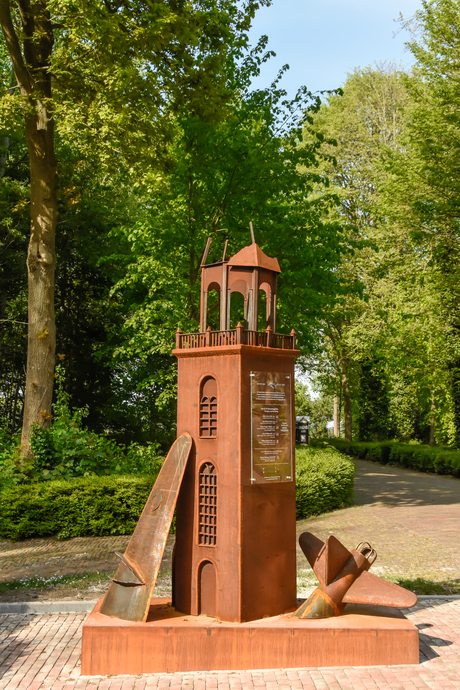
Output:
[{"xmin": 249, "ymin": 220, "xmax": 255, "ymax": 244}]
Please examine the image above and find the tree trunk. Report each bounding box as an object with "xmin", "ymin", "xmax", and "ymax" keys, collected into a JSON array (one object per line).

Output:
[
  {"xmin": 0, "ymin": 1, "xmax": 57, "ymax": 457},
  {"xmin": 340, "ymin": 361, "xmax": 352, "ymax": 442},
  {"xmin": 429, "ymin": 391, "xmax": 436, "ymax": 447},
  {"xmin": 333, "ymin": 395, "xmax": 340, "ymax": 437},
  {"xmin": 20, "ymin": 113, "xmax": 57, "ymax": 455}
]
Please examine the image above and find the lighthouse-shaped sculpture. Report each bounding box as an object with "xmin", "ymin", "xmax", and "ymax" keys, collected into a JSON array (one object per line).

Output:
[
  {"xmin": 173, "ymin": 233, "xmax": 299, "ymax": 622},
  {"xmin": 83, "ymin": 230, "xmax": 420, "ymax": 676}
]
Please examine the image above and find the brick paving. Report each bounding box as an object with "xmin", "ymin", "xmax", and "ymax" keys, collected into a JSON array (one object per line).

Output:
[
  {"xmin": 297, "ymin": 459, "xmax": 460, "ymax": 591},
  {"xmin": 0, "ymin": 599, "xmax": 459, "ymax": 688}
]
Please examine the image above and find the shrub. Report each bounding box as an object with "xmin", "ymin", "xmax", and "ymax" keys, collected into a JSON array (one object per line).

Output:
[
  {"xmin": 0, "ymin": 367, "xmax": 165, "ymax": 489},
  {"xmin": 0, "ymin": 444, "xmax": 355, "ymax": 540},
  {"xmin": 27, "ymin": 366, "xmax": 125, "ymax": 480},
  {"xmin": 295, "ymin": 444, "xmax": 355, "ymax": 519},
  {"xmin": 0, "ymin": 474, "xmax": 159, "ymax": 540},
  {"xmin": 326, "ymin": 438, "xmax": 460, "ymax": 477},
  {"xmin": 114, "ymin": 442, "xmax": 164, "ymax": 477}
]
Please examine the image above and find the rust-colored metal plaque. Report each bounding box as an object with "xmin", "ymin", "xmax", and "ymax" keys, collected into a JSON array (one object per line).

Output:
[
  {"xmin": 99, "ymin": 433, "xmax": 192, "ymax": 622},
  {"xmin": 250, "ymin": 371, "xmax": 293, "ymax": 484}
]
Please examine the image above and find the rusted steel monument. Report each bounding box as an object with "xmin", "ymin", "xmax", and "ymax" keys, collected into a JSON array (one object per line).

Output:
[
  {"xmin": 173, "ymin": 233, "xmax": 297, "ymax": 622},
  {"xmin": 82, "ymin": 233, "xmax": 419, "ymax": 675}
]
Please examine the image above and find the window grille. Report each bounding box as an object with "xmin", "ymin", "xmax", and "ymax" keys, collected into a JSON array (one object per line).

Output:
[
  {"xmin": 199, "ymin": 377, "xmax": 217, "ymax": 437},
  {"xmin": 198, "ymin": 463, "xmax": 217, "ymax": 546}
]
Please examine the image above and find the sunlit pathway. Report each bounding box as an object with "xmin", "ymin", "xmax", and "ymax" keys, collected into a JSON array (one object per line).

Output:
[
  {"xmin": 0, "ymin": 599, "xmax": 460, "ymax": 689},
  {"xmin": 297, "ymin": 459, "xmax": 460, "ymax": 590}
]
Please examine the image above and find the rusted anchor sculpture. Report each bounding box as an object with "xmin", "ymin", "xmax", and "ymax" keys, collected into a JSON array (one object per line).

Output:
[
  {"xmin": 99, "ymin": 433, "xmax": 192, "ymax": 622},
  {"xmin": 293, "ymin": 532, "xmax": 418, "ymax": 619}
]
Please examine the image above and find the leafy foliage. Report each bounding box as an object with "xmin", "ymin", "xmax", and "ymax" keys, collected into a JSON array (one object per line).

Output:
[
  {"xmin": 0, "ymin": 474, "xmax": 158, "ymax": 540},
  {"xmin": 328, "ymin": 438, "xmax": 460, "ymax": 477},
  {"xmin": 0, "ymin": 365, "xmax": 164, "ymax": 488},
  {"xmin": 300, "ymin": 59, "xmax": 458, "ymax": 446},
  {"xmin": 295, "ymin": 382, "xmax": 333, "ymax": 438},
  {"xmin": 295, "ymin": 444, "xmax": 354, "ymax": 519},
  {"xmin": 110, "ymin": 44, "xmax": 357, "ymax": 415}
]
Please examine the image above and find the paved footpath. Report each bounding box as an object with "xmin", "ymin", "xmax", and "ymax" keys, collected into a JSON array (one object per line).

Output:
[
  {"xmin": 297, "ymin": 459, "xmax": 460, "ymax": 589},
  {"xmin": 1, "ymin": 458, "xmax": 460, "ymax": 688},
  {"xmin": 0, "ymin": 599, "xmax": 460, "ymax": 689}
]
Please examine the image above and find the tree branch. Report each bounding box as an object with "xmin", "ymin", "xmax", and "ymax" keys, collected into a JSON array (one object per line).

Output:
[{"xmin": 0, "ymin": 0, "xmax": 32, "ymax": 95}]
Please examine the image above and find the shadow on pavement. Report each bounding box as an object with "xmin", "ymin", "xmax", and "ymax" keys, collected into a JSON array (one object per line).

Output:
[
  {"xmin": 353, "ymin": 459, "xmax": 460, "ymax": 507},
  {"xmin": 0, "ymin": 614, "xmax": 33, "ymax": 677}
]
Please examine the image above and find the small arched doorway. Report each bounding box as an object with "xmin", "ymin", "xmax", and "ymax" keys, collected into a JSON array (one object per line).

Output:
[{"xmin": 198, "ymin": 560, "xmax": 217, "ymax": 617}]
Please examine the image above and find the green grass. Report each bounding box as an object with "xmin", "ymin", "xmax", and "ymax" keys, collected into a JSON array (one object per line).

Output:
[
  {"xmin": 387, "ymin": 576, "xmax": 460, "ymax": 596},
  {"xmin": 1, "ymin": 571, "xmax": 456, "ymax": 598},
  {"xmin": 295, "ymin": 570, "xmax": 460, "ymax": 596},
  {"xmin": 0, "ymin": 571, "xmax": 114, "ymax": 594}
]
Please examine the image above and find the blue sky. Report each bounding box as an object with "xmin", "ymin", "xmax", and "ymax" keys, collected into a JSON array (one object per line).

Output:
[{"xmin": 248, "ymin": 0, "xmax": 422, "ymax": 96}]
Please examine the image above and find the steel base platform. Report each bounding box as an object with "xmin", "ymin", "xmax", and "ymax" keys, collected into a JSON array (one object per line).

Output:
[{"xmin": 81, "ymin": 597, "xmax": 419, "ymax": 675}]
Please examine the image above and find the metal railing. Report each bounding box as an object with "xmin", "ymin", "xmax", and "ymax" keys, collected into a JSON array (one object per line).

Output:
[{"xmin": 176, "ymin": 325, "xmax": 296, "ymax": 350}]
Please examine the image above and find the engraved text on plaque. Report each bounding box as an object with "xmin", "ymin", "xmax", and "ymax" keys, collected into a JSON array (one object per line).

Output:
[{"xmin": 250, "ymin": 371, "xmax": 293, "ymax": 483}]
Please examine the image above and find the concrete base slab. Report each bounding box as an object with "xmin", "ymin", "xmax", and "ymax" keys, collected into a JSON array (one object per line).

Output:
[{"xmin": 81, "ymin": 598, "xmax": 419, "ymax": 675}]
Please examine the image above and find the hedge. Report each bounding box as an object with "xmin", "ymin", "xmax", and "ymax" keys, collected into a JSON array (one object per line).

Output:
[
  {"xmin": 326, "ymin": 438, "xmax": 460, "ymax": 477},
  {"xmin": 0, "ymin": 475, "xmax": 156, "ymax": 540},
  {"xmin": 0, "ymin": 446, "xmax": 355, "ymax": 540},
  {"xmin": 295, "ymin": 445, "xmax": 355, "ymax": 519}
]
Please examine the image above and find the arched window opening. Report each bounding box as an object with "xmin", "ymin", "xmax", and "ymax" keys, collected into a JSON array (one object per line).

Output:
[
  {"xmin": 229, "ymin": 290, "xmax": 245, "ymax": 330},
  {"xmin": 206, "ymin": 286, "xmax": 220, "ymax": 332},
  {"xmin": 200, "ymin": 376, "xmax": 217, "ymax": 437},
  {"xmin": 258, "ymin": 289, "xmax": 268, "ymax": 331},
  {"xmin": 198, "ymin": 463, "xmax": 217, "ymax": 546}
]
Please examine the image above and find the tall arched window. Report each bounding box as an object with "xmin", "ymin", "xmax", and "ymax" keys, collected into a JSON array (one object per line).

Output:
[
  {"xmin": 229, "ymin": 290, "xmax": 246, "ymax": 329},
  {"xmin": 198, "ymin": 462, "xmax": 217, "ymax": 546},
  {"xmin": 200, "ymin": 376, "xmax": 217, "ymax": 437},
  {"xmin": 206, "ymin": 283, "xmax": 221, "ymax": 332},
  {"xmin": 258, "ymin": 289, "xmax": 267, "ymax": 330}
]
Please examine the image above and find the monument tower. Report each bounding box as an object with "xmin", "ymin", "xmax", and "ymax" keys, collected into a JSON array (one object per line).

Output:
[
  {"xmin": 82, "ymin": 229, "xmax": 420, "ymax": 676},
  {"xmin": 173, "ymin": 233, "xmax": 299, "ymax": 622}
]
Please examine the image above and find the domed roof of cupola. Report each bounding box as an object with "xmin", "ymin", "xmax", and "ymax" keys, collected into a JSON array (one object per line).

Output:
[{"xmin": 227, "ymin": 242, "xmax": 281, "ymax": 274}]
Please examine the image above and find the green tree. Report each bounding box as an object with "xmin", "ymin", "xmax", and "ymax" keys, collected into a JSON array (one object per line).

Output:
[
  {"xmin": 302, "ymin": 63, "xmax": 457, "ymax": 445},
  {"xmin": 391, "ymin": 0, "xmax": 460, "ymax": 445},
  {"xmin": 0, "ymin": 0, "xmax": 263, "ymax": 456},
  {"xmin": 110, "ymin": 46, "xmax": 352, "ymax": 410},
  {"xmin": 295, "ymin": 381, "xmax": 332, "ymax": 439},
  {"xmin": 301, "ymin": 64, "xmax": 408, "ymax": 441},
  {"xmin": 0, "ymin": 130, "xmax": 29, "ymax": 433}
]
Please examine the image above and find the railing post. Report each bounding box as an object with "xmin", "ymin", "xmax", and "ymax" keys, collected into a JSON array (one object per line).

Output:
[
  {"xmin": 206, "ymin": 326, "xmax": 212, "ymax": 346},
  {"xmin": 265, "ymin": 325, "xmax": 272, "ymax": 348},
  {"xmin": 236, "ymin": 322, "xmax": 243, "ymax": 344},
  {"xmin": 176, "ymin": 327, "xmax": 181, "ymax": 349},
  {"xmin": 290, "ymin": 329, "xmax": 296, "ymax": 350}
]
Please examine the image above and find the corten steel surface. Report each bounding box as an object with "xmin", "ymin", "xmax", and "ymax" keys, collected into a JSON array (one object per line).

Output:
[
  {"xmin": 81, "ymin": 596, "xmax": 420, "ymax": 675},
  {"xmin": 99, "ymin": 433, "xmax": 192, "ymax": 622},
  {"xmin": 199, "ymin": 237, "xmax": 281, "ymax": 333},
  {"xmin": 293, "ymin": 532, "xmax": 418, "ymax": 620},
  {"xmin": 173, "ymin": 344, "xmax": 298, "ymax": 622},
  {"xmin": 172, "ymin": 237, "xmax": 300, "ymax": 623},
  {"xmin": 176, "ymin": 325, "xmax": 296, "ymax": 351}
]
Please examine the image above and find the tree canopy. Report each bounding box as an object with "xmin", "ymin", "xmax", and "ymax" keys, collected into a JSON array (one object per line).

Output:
[{"xmin": 3, "ymin": 0, "xmax": 460, "ymax": 457}]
